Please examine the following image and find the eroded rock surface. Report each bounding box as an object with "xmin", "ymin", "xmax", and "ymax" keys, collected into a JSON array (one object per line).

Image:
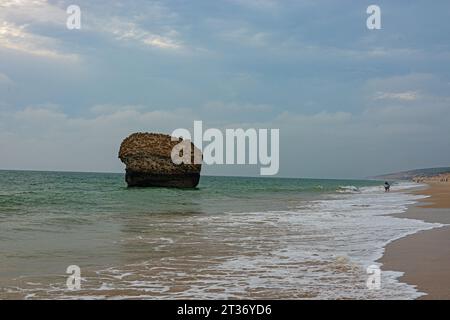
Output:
[{"xmin": 119, "ymin": 133, "xmax": 201, "ymax": 188}]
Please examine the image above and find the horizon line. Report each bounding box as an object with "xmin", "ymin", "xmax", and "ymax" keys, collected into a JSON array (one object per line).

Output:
[{"xmin": 0, "ymin": 168, "xmax": 383, "ymax": 181}]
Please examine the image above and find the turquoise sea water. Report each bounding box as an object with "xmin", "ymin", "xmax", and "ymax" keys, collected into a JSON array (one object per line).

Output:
[{"xmin": 0, "ymin": 170, "xmax": 438, "ymax": 299}]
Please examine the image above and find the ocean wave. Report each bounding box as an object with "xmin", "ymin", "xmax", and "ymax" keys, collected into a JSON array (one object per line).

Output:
[{"xmin": 336, "ymin": 185, "xmax": 360, "ymax": 193}]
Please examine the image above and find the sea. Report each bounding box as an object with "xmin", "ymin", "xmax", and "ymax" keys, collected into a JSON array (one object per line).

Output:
[{"xmin": 0, "ymin": 170, "xmax": 441, "ymax": 299}]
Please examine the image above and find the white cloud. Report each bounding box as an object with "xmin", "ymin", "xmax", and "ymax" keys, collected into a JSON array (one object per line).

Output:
[
  {"xmin": 1, "ymin": 0, "xmax": 47, "ymax": 7},
  {"xmin": 0, "ymin": 1, "xmax": 78, "ymax": 61},
  {"xmin": 142, "ymin": 36, "xmax": 180, "ymax": 49},
  {"xmin": 103, "ymin": 19, "xmax": 182, "ymax": 50},
  {"xmin": 0, "ymin": 0, "xmax": 183, "ymax": 58},
  {"xmin": 0, "ymin": 21, "xmax": 79, "ymax": 61},
  {"xmin": 375, "ymin": 91, "xmax": 419, "ymax": 101},
  {"xmin": 0, "ymin": 0, "xmax": 66, "ymax": 25}
]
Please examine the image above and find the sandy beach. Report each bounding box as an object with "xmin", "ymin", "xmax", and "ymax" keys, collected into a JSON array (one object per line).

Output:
[{"xmin": 380, "ymin": 182, "xmax": 450, "ymax": 300}]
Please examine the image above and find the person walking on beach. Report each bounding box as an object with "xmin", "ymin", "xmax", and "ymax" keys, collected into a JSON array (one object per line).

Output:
[{"xmin": 384, "ymin": 181, "xmax": 390, "ymax": 192}]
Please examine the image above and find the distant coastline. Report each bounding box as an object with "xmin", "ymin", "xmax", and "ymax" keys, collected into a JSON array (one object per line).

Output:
[{"xmin": 373, "ymin": 167, "xmax": 450, "ymax": 181}]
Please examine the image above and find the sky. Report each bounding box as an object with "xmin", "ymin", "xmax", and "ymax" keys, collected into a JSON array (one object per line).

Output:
[{"xmin": 1, "ymin": 0, "xmax": 450, "ymax": 179}]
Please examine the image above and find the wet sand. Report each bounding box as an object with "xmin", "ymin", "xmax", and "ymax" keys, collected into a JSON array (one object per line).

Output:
[{"xmin": 380, "ymin": 182, "xmax": 450, "ymax": 300}]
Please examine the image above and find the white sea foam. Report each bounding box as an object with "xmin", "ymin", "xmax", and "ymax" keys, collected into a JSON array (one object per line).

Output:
[
  {"xmin": 336, "ymin": 185, "xmax": 360, "ymax": 193},
  {"xmin": 99, "ymin": 183, "xmax": 439, "ymax": 299}
]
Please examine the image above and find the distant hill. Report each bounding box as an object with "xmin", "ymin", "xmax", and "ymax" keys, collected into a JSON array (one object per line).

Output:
[{"xmin": 374, "ymin": 167, "xmax": 450, "ymax": 180}]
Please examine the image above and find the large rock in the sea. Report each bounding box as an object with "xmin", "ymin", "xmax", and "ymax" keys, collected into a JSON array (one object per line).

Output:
[{"xmin": 118, "ymin": 133, "xmax": 201, "ymax": 188}]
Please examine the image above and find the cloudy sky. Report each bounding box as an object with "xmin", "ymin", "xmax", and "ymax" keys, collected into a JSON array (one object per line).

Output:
[{"xmin": 1, "ymin": 0, "xmax": 450, "ymax": 178}]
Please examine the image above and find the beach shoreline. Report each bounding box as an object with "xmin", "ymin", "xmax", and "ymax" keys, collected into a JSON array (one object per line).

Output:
[{"xmin": 379, "ymin": 182, "xmax": 450, "ymax": 300}]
